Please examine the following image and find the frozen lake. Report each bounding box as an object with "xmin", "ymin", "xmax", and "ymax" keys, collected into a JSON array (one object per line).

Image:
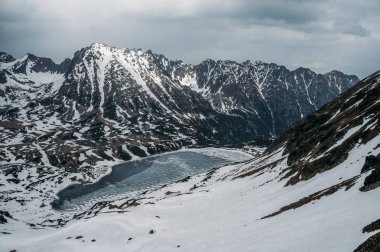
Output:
[{"xmin": 52, "ymin": 148, "xmax": 252, "ymax": 212}]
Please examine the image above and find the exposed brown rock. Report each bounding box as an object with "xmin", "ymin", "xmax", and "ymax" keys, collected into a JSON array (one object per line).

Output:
[
  {"xmin": 234, "ymin": 157, "xmax": 286, "ymax": 179},
  {"xmin": 354, "ymin": 232, "xmax": 380, "ymax": 252},
  {"xmin": 262, "ymin": 176, "xmax": 358, "ymax": 219},
  {"xmin": 363, "ymin": 219, "xmax": 380, "ymax": 233}
]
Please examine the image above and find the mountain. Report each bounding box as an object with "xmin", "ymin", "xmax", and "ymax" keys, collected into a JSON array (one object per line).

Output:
[
  {"xmin": 1, "ymin": 65, "xmax": 378, "ymax": 251},
  {"xmin": 0, "ymin": 43, "xmax": 358, "ymax": 172},
  {"xmin": 165, "ymin": 58, "xmax": 358, "ymax": 136}
]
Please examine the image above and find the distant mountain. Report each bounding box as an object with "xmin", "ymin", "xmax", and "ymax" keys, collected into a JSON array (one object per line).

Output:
[
  {"xmin": 171, "ymin": 59, "xmax": 359, "ymax": 136},
  {"xmin": 0, "ymin": 43, "xmax": 358, "ymax": 171}
]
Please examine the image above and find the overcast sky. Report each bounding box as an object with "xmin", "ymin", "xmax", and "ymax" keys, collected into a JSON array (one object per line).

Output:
[{"xmin": 1, "ymin": 0, "xmax": 379, "ymax": 78}]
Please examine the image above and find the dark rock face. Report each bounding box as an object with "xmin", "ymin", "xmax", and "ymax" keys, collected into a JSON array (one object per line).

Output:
[
  {"xmin": 0, "ymin": 70, "xmax": 7, "ymax": 84},
  {"xmin": 0, "ymin": 43, "xmax": 360, "ymax": 171},
  {"xmin": 364, "ymin": 167, "xmax": 380, "ymax": 185},
  {"xmin": 354, "ymin": 232, "xmax": 380, "ymax": 252},
  {"xmin": 360, "ymin": 154, "xmax": 380, "ymax": 191},
  {"xmin": 363, "ymin": 218, "xmax": 380, "ymax": 233},
  {"xmin": 0, "ymin": 210, "xmax": 12, "ymax": 224},
  {"xmin": 361, "ymin": 155, "xmax": 380, "ymax": 173},
  {"xmin": 11, "ymin": 53, "xmax": 68, "ymax": 75},
  {"xmin": 361, "ymin": 167, "xmax": 380, "ymax": 191},
  {"xmin": 0, "ymin": 52, "xmax": 15, "ymax": 63}
]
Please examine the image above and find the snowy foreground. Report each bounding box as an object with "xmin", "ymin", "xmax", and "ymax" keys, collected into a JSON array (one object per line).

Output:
[{"xmin": 1, "ymin": 140, "xmax": 379, "ymax": 252}]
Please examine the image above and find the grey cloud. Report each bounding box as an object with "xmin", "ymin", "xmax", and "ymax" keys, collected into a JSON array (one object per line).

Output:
[
  {"xmin": 340, "ymin": 24, "xmax": 370, "ymax": 37},
  {"xmin": 0, "ymin": 0, "xmax": 379, "ymax": 78},
  {"xmin": 231, "ymin": 0, "xmax": 324, "ymax": 25}
]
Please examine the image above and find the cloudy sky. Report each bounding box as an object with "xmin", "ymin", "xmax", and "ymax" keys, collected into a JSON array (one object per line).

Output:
[{"xmin": 1, "ymin": 0, "xmax": 379, "ymax": 78}]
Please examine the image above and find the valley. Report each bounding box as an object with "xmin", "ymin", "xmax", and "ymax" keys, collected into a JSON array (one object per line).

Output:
[{"xmin": 0, "ymin": 44, "xmax": 378, "ymax": 252}]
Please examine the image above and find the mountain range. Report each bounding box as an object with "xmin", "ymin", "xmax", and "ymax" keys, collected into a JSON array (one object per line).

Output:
[{"xmin": 0, "ymin": 43, "xmax": 358, "ymax": 171}]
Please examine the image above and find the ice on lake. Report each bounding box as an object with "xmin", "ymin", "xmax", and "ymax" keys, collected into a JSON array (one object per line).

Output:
[{"xmin": 53, "ymin": 148, "xmax": 252, "ymax": 212}]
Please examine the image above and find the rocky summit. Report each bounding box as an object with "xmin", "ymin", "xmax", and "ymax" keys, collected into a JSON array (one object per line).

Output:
[{"xmin": 0, "ymin": 43, "xmax": 358, "ymax": 172}]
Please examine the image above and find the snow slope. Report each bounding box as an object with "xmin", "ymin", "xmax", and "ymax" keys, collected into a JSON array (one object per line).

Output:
[{"xmin": 1, "ymin": 140, "xmax": 379, "ymax": 251}]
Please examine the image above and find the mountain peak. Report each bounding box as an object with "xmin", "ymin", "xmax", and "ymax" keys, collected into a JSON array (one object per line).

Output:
[
  {"xmin": 294, "ymin": 66, "xmax": 313, "ymax": 73},
  {"xmin": 0, "ymin": 52, "xmax": 16, "ymax": 63},
  {"xmin": 89, "ymin": 42, "xmax": 116, "ymax": 51},
  {"xmin": 24, "ymin": 53, "xmax": 40, "ymax": 61},
  {"xmin": 325, "ymin": 69, "xmax": 343, "ymax": 75},
  {"xmin": 90, "ymin": 42, "xmax": 108, "ymax": 47},
  {"xmin": 323, "ymin": 70, "xmax": 358, "ymax": 79}
]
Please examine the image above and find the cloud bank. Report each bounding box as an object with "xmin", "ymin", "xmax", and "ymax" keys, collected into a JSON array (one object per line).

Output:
[{"xmin": 1, "ymin": 0, "xmax": 380, "ymax": 78}]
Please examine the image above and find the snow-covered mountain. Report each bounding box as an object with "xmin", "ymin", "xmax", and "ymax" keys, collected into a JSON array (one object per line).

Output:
[
  {"xmin": 1, "ymin": 61, "xmax": 378, "ymax": 251},
  {"xmin": 0, "ymin": 43, "xmax": 358, "ymax": 171},
  {"xmin": 165, "ymin": 58, "xmax": 358, "ymax": 135}
]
